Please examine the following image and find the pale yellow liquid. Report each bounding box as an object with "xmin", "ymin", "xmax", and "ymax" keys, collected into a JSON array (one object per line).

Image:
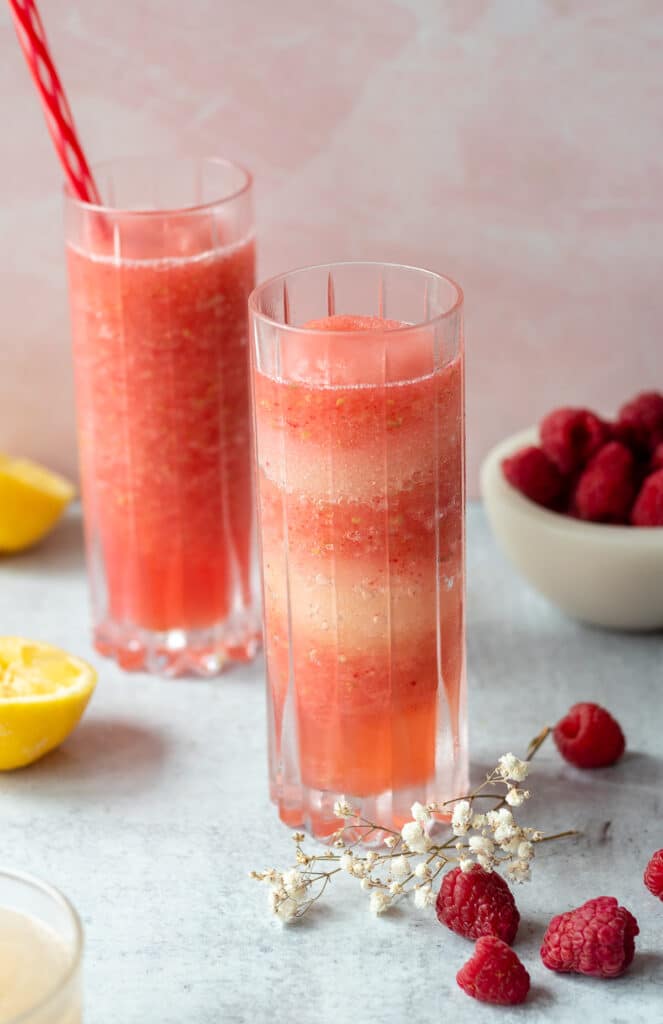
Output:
[{"xmin": 0, "ymin": 909, "xmax": 80, "ymax": 1023}]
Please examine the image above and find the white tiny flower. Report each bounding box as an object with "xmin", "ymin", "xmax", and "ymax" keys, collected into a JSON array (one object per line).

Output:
[
  {"xmin": 360, "ymin": 877, "xmax": 371, "ymax": 891},
  {"xmin": 455, "ymin": 841, "xmax": 464, "ymax": 851},
  {"xmin": 282, "ymin": 868, "xmax": 307, "ymax": 900},
  {"xmin": 276, "ymin": 896, "xmax": 298, "ymax": 922},
  {"xmin": 351, "ymin": 859, "xmax": 367, "ymax": 878},
  {"xmin": 389, "ymin": 881, "xmax": 403, "ymax": 896},
  {"xmin": 451, "ymin": 799, "xmax": 472, "ymax": 836},
  {"xmin": 469, "ymin": 835, "xmax": 495, "ymax": 858},
  {"xmin": 497, "ymin": 753, "xmax": 529, "ymax": 783},
  {"xmin": 486, "ymin": 807, "xmax": 513, "ymax": 830},
  {"xmin": 471, "ymin": 813, "xmax": 486, "ymax": 829},
  {"xmin": 401, "ymin": 820, "xmax": 432, "ymax": 854},
  {"xmin": 506, "ymin": 860, "xmax": 531, "ymax": 884},
  {"xmin": 339, "ymin": 853, "xmax": 354, "ymax": 872},
  {"xmin": 505, "ymin": 788, "xmax": 525, "ymax": 807},
  {"xmin": 333, "ymin": 797, "xmax": 355, "ymax": 819},
  {"xmin": 477, "ymin": 854, "xmax": 494, "ymax": 871},
  {"xmin": 269, "ymin": 888, "xmax": 298, "ymax": 923},
  {"xmin": 459, "ymin": 857, "xmax": 475, "ymax": 873},
  {"xmin": 530, "ymin": 830, "xmax": 544, "ymax": 842},
  {"xmin": 517, "ymin": 841, "xmax": 534, "ymax": 862},
  {"xmin": 369, "ymin": 890, "xmax": 391, "ymax": 915},
  {"xmin": 414, "ymin": 862, "xmax": 431, "ymax": 879},
  {"xmin": 365, "ymin": 851, "xmax": 377, "ymax": 868},
  {"xmin": 411, "ymin": 801, "xmax": 431, "ymax": 824},
  {"xmin": 414, "ymin": 884, "xmax": 435, "ymax": 909},
  {"xmin": 391, "ymin": 855, "xmax": 410, "ymax": 879},
  {"xmin": 385, "ymin": 836, "xmax": 397, "ymax": 849},
  {"xmin": 494, "ymin": 824, "xmax": 518, "ymax": 846}
]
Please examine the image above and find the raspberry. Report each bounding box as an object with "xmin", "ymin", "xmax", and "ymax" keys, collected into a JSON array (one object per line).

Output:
[
  {"xmin": 631, "ymin": 469, "xmax": 663, "ymax": 526},
  {"xmin": 651, "ymin": 443, "xmax": 663, "ymax": 472},
  {"xmin": 540, "ymin": 407, "xmax": 610, "ymax": 474},
  {"xmin": 644, "ymin": 849, "xmax": 663, "ymax": 900},
  {"xmin": 554, "ymin": 702, "xmax": 625, "ymax": 768},
  {"xmin": 457, "ymin": 936, "xmax": 530, "ymax": 1005},
  {"xmin": 571, "ymin": 441, "xmax": 635, "ymax": 523},
  {"xmin": 541, "ymin": 897, "xmax": 639, "ymax": 978},
  {"xmin": 436, "ymin": 865, "xmax": 520, "ymax": 944},
  {"xmin": 617, "ymin": 391, "xmax": 663, "ymax": 453},
  {"xmin": 502, "ymin": 446, "xmax": 564, "ymax": 509}
]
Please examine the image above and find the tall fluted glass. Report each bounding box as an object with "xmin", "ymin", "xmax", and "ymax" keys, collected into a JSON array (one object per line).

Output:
[
  {"xmin": 250, "ymin": 262, "xmax": 467, "ymax": 837},
  {"xmin": 65, "ymin": 157, "xmax": 260, "ymax": 676}
]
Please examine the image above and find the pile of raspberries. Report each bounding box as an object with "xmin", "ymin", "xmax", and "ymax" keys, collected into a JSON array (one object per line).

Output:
[
  {"xmin": 446, "ymin": 850, "xmax": 661, "ymax": 1007},
  {"xmin": 442, "ymin": 702, "xmax": 662, "ymax": 1006},
  {"xmin": 502, "ymin": 391, "xmax": 663, "ymax": 525}
]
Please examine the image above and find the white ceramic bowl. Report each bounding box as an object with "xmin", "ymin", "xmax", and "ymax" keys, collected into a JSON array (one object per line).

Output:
[{"xmin": 480, "ymin": 428, "xmax": 663, "ymax": 631}]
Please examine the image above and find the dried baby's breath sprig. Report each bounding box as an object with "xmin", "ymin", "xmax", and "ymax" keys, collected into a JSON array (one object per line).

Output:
[{"xmin": 252, "ymin": 726, "xmax": 577, "ymax": 924}]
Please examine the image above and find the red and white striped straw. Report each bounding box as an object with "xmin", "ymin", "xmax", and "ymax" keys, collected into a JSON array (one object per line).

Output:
[{"xmin": 8, "ymin": 0, "xmax": 101, "ymax": 204}]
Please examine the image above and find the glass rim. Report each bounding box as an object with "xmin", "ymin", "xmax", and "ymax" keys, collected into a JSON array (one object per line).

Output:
[
  {"xmin": 248, "ymin": 260, "xmax": 463, "ymax": 336},
  {"xmin": 63, "ymin": 154, "xmax": 253, "ymax": 217},
  {"xmin": 0, "ymin": 867, "xmax": 84, "ymax": 1024}
]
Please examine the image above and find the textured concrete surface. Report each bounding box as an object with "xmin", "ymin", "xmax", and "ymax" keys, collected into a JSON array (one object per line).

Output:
[{"xmin": 0, "ymin": 504, "xmax": 661, "ymax": 1022}]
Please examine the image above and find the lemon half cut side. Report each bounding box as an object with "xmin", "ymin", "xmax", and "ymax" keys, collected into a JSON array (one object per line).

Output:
[
  {"xmin": 0, "ymin": 455, "xmax": 75, "ymax": 553},
  {"xmin": 0, "ymin": 638, "xmax": 96, "ymax": 769}
]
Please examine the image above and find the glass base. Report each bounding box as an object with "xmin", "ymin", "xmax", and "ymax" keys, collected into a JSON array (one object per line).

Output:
[
  {"xmin": 94, "ymin": 611, "xmax": 261, "ymax": 677},
  {"xmin": 272, "ymin": 765, "xmax": 469, "ymax": 844}
]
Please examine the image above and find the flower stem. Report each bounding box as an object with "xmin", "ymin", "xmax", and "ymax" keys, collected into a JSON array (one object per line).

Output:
[
  {"xmin": 525, "ymin": 726, "xmax": 551, "ymax": 762},
  {"xmin": 537, "ymin": 829, "xmax": 579, "ymax": 843}
]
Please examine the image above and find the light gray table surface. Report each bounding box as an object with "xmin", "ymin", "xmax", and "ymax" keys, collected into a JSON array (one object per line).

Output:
[{"xmin": 1, "ymin": 503, "xmax": 661, "ymax": 1023}]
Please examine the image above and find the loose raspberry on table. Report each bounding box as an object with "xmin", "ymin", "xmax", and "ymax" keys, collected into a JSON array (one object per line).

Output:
[
  {"xmin": 436, "ymin": 865, "xmax": 520, "ymax": 944},
  {"xmin": 644, "ymin": 849, "xmax": 663, "ymax": 900},
  {"xmin": 502, "ymin": 446, "xmax": 564, "ymax": 509},
  {"xmin": 554, "ymin": 702, "xmax": 625, "ymax": 769},
  {"xmin": 541, "ymin": 897, "xmax": 639, "ymax": 978},
  {"xmin": 617, "ymin": 391, "xmax": 663, "ymax": 453},
  {"xmin": 540, "ymin": 407, "xmax": 610, "ymax": 474},
  {"xmin": 631, "ymin": 469, "xmax": 663, "ymax": 526},
  {"xmin": 571, "ymin": 441, "xmax": 635, "ymax": 523},
  {"xmin": 457, "ymin": 936, "xmax": 530, "ymax": 1005}
]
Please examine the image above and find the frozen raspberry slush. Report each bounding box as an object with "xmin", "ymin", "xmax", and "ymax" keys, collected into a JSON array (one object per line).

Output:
[
  {"xmin": 66, "ymin": 168, "xmax": 259, "ymax": 675},
  {"xmin": 252, "ymin": 296, "xmax": 466, "ymax": 833}
]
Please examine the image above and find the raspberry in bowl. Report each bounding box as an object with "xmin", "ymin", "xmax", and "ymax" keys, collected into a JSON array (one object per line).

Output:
[{"xmin": 480, "ymin": 394, "xmax": 663, "ymax": 631}]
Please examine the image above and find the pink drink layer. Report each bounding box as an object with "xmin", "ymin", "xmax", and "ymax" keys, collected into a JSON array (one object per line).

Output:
[
  {"xmin": 68, "ymin": 223, "xmax": 255, "ymax": 644},
  {"xmin": 255, "ymin": 315, "xmax": 463, "ymax": 810}
]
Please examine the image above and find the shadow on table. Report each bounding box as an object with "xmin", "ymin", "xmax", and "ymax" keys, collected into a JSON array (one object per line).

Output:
[
  {"xmin": 1, "ymin": 513, "xmax": 85, "ymax": 577},
  {"xmin": 627, "ymin": 951, "xmax": 663, "ymax": 979},
  {"xmin": 527, "ymin": 985, "xmax": 555, "ymax": 1008},
  {"xmin": 19, "ymin": 717, "xmax": 168, "ymax": 785}
]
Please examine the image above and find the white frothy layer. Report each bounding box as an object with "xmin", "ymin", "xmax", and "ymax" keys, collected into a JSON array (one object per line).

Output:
[{"xmin": 67, "ymin": 230, "xmax": 255, "ymax": 268}]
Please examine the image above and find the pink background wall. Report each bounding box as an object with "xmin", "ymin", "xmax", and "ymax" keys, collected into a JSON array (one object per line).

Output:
[{"xmin": 1, "ymin": 0, "xmax": 661, "ymax": 495}]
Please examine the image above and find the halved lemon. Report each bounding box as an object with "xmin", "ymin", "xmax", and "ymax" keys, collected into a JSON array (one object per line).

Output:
[
  {"xmin": 0, "ymin": 455, "xmax": 75, "ymax": 553},
  {"xmin": 0, "ymin": 638, "xmax": 96, "ymax": 770}
]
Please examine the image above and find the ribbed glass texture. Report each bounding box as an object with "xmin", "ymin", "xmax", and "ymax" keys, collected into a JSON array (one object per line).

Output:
[
  {"xmin": 250, "ymin": 261, "xmax": 467, "ymax": 837},
  {"xmin": 64, "ymin": 157, "xmax": 260, "ymax": 676}
]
